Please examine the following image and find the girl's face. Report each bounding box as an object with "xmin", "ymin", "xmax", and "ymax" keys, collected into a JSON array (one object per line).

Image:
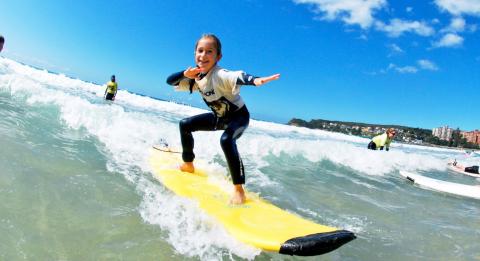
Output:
[{"xmin": 195, "ymin": 38, "xmax": 222, "ymax": 73}]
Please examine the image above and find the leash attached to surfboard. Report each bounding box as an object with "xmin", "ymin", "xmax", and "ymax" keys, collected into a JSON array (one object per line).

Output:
[{"xmin": 153, "ymin": 139, "xmax": 181, "ymax": 154}]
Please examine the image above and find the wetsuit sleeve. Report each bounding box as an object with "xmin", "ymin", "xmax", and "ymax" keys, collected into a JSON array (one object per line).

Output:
[
  {"xmin": 167, "ymin": 70, "xmax": 194, "ymax": 92},
  {"xmin": 216, "ymin": 69, "xmax": 243, "ymax": 95},
  {"xmin": 372, "ymin": 134, "xmax": 381, "ymax": 148},
  {"xmin": 385, "ymin": 138, "xmax": 392, "ymax": 151},
  {"xmin": 216, "ymin": 68, "xmax": 257, "ymax": 95},
  {"xmin": 236, "ymin": 72, "xmax": 258, "ymax": 86},
  {"xmin": 166, "ymin": 71, "xmax": 186, "ymax": 86},
  {"xmin": 175, "ymin": 79, "xmax": 193, "ymax": 92}
]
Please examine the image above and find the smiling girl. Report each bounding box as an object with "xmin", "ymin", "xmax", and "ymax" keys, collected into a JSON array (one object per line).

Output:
[{"xmin": 166, "ymin": 34, "xmax": 280, "ymax": 204}]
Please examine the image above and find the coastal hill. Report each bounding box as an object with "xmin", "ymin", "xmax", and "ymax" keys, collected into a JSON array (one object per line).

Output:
[{"xmin": 287, "ymin": 118, "xmax": 478, "ymax": 149}]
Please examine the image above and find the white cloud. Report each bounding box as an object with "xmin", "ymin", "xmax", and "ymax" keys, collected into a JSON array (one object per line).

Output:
[
  {"xmin": 294, "ymin": 0, "xmax": 478, "ymax": 47},
  {"xmin": 433, "ymin": 33, "xmax": 464, "ymax": 47},
  {"xmin": 388, "ymin": 43, "xmax": 404, "ymax": 54},
  {"xmin": 388, "ymin": 63, "xmax": 418, "ymax": 73},
  {"xmin": 468, "ymin": 24, "xmax": 477, "ymax": 32},
  {"xmin": 449, "ymin": 17, "xmax": 466, "ymax": 31},
  {"xmin": 375, "ymin": 19, "xmax": 435, "ymax": 37},
  {"xmin": 435, "ymin": 0, "xmax": 480, "ymax": 16},
  {"xmin": 384, "ymin": 61, "xmax": 438, "ymax": 74},
  {"xmin": 451, "ymin": 17, "xmax": 466, "ymax": 31},
  {"xmin": 396, "ymin": 66, "xmax": 418, "ymax": 73},
  {"xmin": 441, "ymin": 17, "xmax": 466, "ymax": 33},
  {"xmin": 417, "ymin": 59, "xmax": 439, "ymax": 71},
  {"xmin": 358, "ymin": 34, "xmax": 368, "ymax": 40},
  {"xmin": 294, "ymin": 0, "xmax": 387, "ymax": 28}
]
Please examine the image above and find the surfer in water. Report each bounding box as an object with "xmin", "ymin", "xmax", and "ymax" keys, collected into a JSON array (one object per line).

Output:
[
  {"xmin": 166, "ymin": 33, "xmax": 280, "ymax": 204},
  {"xmin": 368, "ymin": 128, "xmax": 396, "ymax": 151},
  {"xmin": 0, "ymin": 35, "xmax": 5, "ymax": 52},
  {"xmin": 104, "ymin": 75, "xmax": 118, "ymax": 101},
  {"xmin": 451, "ymin": 160, "xmax": 479, "ymax": 174}
]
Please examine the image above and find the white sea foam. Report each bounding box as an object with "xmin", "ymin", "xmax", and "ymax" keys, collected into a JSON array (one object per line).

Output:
[{"xmin": 137, "ymin": 177, "xmax": 260, "ymax": 260}]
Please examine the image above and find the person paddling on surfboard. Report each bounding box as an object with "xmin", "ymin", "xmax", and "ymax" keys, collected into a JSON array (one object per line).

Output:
[
  {"xmin": 166, "ymin": 33, "xmax": 280, "ymax": 205},
  {"xmin": 104, "ymin": 75, "xmax": 118, "ymax": 101},
  {"xmin": 367, "ymin": 128, "xmax": 396, "ymax": 151},
  {"xmin": 450, "ymin": 159, "xmax": 479, "ymax": 174}
]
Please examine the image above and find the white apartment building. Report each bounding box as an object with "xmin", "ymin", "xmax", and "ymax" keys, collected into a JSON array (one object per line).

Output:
[{"xmin": 432, "ymin": 126, "xmax": 453, "ymax": 141}]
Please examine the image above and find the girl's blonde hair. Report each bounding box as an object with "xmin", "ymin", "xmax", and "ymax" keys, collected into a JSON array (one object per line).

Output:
[{"xmin": 195, "ymin": 34, "xmax": 222, "ymax": 56}]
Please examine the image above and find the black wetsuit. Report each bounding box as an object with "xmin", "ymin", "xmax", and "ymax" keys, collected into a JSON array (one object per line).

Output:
[
  {"xmin": 167, "ymin": 69, "xmax": 257, "ymax": 185},
  {"xmin": 105, "ymin": 93, "xmax": 115, "ymax": 100}
]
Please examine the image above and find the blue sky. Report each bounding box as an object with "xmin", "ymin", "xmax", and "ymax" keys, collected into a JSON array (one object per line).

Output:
[{"xmin": 1, "ymin": 0, "xmax": 479, "ymax": 130}]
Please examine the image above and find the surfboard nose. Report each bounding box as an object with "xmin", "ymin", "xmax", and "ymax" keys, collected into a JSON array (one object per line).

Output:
[{"xmin": 279, "ymin": 230, "xmax": 356, "ymax": 256}]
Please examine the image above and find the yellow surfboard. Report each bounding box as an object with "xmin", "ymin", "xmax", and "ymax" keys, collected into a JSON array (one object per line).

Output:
[{"xmin": 149, "ymin": 147, "xmax": 355, "ymax": 256}]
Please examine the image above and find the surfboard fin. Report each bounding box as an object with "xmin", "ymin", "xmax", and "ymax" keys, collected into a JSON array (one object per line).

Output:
[{"xmin": 279, "ymin": 230, "xmax": 356, "ymax": 256}]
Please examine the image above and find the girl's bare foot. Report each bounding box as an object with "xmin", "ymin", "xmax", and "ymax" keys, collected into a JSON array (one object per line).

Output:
[
  {"xmin": 230, "ymin": 184, "xmax": 246, "ymax": 205},
  {"xmin": 180, "ymin": 162, "xmax": 195, "ymax": 173}
]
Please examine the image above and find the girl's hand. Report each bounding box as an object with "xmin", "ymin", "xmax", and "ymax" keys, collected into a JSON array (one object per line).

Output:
[
  {"xmin": 184, "ymin": 67, "xmax": 202, "ymax": 79},
  {"xmin": 254, "ymin": 74, "xmax": 280, "ymax": 86}
]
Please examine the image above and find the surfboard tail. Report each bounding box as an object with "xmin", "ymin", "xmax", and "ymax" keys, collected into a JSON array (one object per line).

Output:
[{"xmin": 279, "ymin": 230, "xmax": 356, "ymax": 256}]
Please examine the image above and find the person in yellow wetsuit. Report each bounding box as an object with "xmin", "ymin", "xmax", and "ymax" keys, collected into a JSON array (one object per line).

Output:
[
  {"xmin": 104, "ymin": 75, "xmax": 118, "ymax": 101},
  {"xmin": 368, "ymin": 128, "xmax": 396, "ymax": 151}
]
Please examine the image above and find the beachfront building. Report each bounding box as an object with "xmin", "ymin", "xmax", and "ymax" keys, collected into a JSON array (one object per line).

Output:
[
  {"xmin": 462, "ymin": 130, "xmax": 480, "ymax": 145},
  {"xmin": 432, "ymin": 126, "xmax": 454, "ymax": 141}
]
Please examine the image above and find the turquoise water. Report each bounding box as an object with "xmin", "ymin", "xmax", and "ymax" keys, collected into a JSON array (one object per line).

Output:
[{"xmin": 0, "ymin": 57, "xmax": 479, "ymax": 260}]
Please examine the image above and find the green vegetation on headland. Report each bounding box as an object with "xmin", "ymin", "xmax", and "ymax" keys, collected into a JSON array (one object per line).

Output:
[{"xmin": 288, "ymin": 118, "xmax": 480, "ymax": 149}]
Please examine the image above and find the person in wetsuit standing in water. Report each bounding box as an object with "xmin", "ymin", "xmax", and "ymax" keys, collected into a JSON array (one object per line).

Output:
[{"xmin": 104, "ymin": 75, "xmax": 118, "ymax": 101}]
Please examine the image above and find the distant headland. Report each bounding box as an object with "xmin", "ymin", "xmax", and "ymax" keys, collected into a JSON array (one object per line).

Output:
[{"xmin": 287, "ymin": 118, "xmax": 479, "ymax": 150}]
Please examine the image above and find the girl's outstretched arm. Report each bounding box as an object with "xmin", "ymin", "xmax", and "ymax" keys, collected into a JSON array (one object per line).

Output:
[
  {"xmin": 254, "ymin": 74, "xmax": 280, "ymax": 86},
  {"xmin": 236, "ymin": 73, "xmax": 280, "ymax": 86}
]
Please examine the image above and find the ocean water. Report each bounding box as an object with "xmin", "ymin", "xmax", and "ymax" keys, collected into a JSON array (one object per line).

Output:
[{"xmin": 0, "ymin": 57, "xmax": 479, "ymax": 260}]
